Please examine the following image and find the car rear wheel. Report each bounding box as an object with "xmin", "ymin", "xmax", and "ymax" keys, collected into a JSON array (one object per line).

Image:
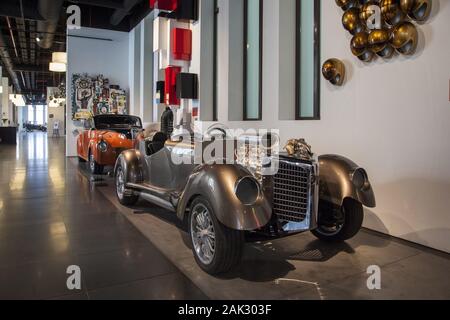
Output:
[
  {"xmin": 312, "ymin": 198, "xmax": 364, "ymax": 242},
  {"xmin": 89, "ymin": 152, "xmax": 104, "ymax": 175},
  {"xmin": 189, "ymin": 197, "xmax": 244, "ymax": 275},
  {"xmin": 115, "ymin": 164, "xmax": 139, "ymax": 206}
]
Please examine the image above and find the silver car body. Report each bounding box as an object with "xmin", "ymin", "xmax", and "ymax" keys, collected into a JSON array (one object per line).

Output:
[{"xmin": 115, "ymin": 136, "xmax": 375, "ymax": 235}]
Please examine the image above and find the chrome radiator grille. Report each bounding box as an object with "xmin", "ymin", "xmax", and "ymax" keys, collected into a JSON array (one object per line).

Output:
[{"xmin": 273, "ymin": 160, "xmax": 312, "ymax": 223}]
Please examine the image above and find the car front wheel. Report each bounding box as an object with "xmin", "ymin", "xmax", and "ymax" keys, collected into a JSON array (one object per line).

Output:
[
  {"xmin": 115, "ymin": 164, "xmax": 139, "ymax": 206},
  {"xmin": 312, "ymin": 198, "xmax": 364, "ymax": 242},
  {"xmin": 89, "ymin": 152, "xmax": 104, "ymax": 175},
  {"xmin": 189, "ymin": 197, "xmax": 244, "ymax": 275}
]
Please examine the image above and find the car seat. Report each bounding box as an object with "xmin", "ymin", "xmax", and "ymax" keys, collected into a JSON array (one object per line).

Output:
[{"xmin": 146, "ymin": 132, "xmax": 167, "ymax": 155}]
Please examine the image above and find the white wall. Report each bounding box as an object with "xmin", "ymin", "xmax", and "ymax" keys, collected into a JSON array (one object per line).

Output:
[
  {"xmin": 128, "ymin": 15, "xmax": 158, "ymax": 125},
  {"xmin": 212, "ymin": 0, "xmax": 450, "ymax": 253},
  {"xmin": 66, "ymin": 27, "xmax": 130, "ymax": 157},
  {"xmin": 128, "ymin": 1, "xmax": 214, "ymax": 125},
  {"xmin": 129, "ymin": 24, "xmax": 142, "ymax": 118}
]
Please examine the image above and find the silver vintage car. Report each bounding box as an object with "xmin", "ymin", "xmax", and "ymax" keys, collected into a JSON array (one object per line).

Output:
[{"xmin": 114, "ymin": 127, "xmax": 376, "ymax": 275}]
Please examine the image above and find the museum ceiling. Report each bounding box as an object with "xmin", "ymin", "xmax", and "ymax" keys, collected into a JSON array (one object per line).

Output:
[{"xmin": 0, "ymin": 0, "xmax": 151, "ymax": 104}]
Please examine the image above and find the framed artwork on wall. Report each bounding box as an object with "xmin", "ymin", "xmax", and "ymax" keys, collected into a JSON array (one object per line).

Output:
[{"xmin": 71, "ymin": 74, "xmax": 128, "ymax": 120}]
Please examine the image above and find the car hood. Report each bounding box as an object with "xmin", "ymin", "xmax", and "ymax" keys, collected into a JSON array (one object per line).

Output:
[{"xmin": 97, "ymin": 130, "xmax": 133, "ymax": 147}]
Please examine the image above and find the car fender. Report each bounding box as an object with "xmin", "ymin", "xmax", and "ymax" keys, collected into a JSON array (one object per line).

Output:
[
  {"xmin": 76, "ymin": 134, "xmax": 83, "ymax": 158},
  {"xmin": 319, "ymin": 154, "xmax": 376, "ymax": 208},
  {"xmin": 114, "ymin": 149, "xmax": 144, "ymax": 184},
  {"xmin": 88, "ymin": 140, "xmax": 97, "ymax": 158},
  {"xmin": 177, "ymin": 165, "xmax": 272, "ymax": 231}
]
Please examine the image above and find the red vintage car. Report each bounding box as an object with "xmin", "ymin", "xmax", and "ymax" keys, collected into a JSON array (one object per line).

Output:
[{"xmin": 77, "ymin": 115, "xmax": 143, "ymax": 174}]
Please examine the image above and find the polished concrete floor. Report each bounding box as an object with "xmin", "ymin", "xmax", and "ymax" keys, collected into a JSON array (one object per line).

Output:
[
  {"xmin": 1, "ymin": 133, "xmax": 449, "ymax": 300},
  {"xmin": 0, "ymin": 132, "xmax": 206, "ymax": 300},
  {"xmin": 101, "ymin": 184, "xmax": 450, "ymax": 300}
]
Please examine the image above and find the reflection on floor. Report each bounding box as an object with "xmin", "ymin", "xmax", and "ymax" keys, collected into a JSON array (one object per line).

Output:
[{"xmin": 0, "ymin": 132, "xmax": 206, "ymax": 300}]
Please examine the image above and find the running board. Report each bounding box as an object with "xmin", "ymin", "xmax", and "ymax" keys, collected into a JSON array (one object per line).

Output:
[
  {"xmin": 139, "ymin": 193, "xmax": 176, "ymax": 213},
  {"xmin": 126, "ymin": 182, "xmax": 176, "ymax": 212}
]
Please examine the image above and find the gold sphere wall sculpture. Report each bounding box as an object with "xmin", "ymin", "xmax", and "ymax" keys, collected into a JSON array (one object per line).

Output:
[
  {"xmin": 381, "ymin": 0, "xmax": 407, "ymax": 26},
  {"xmin": 391, "ymin": 21, "xmax": 418, "ymax": 55},
  {"xmin": 400, "ymin": 0, "xmax": 432, "ymax": 21},
  {"xmin": 360, "ymin": 1, "xmax": 381, "ymax": 27},
  {"xmin": 336, "ymin": 0, "xmax": 359, "ymax": 11},
  {"xmin": 322, "ymin": 59, "xmax": 346, "ymax": 86},
  {"xmin": 342, "ymin": 8, "xmax": 364, "ymax": 35},
  {"xmin": 336, "ymin": 0, "xmax": 433, "ymax": 63},
  {"xmin": 351, "ymin": 32, "xmax": 374, "ymax": 62},
  {"xmin": 368, "ymin": 29, "xmax": 395, "ymax": 58}
]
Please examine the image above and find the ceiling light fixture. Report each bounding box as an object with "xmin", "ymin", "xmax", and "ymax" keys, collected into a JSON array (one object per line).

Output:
[
  {"xmin": 52, "ymin": 52, "xmax": 67, "ymax": 64},
  {"xmin": 49, "ymin": 62, "xmax": 67, "ymax": 73},
  {"xmin": 49, "ymin": 51, "xmax": 67, "ymax": 72}
]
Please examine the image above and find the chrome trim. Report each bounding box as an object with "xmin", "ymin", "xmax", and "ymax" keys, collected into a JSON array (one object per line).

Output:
[
  {"xmin": 138, "ymin": 192, "xmax": 176, "ymax": 213},
  {"xmin": 272, "ymin": 158, "xmax": 319, "ymax": 233},
  {"xmin": 190, "ymin": 203, "xmax": 216, "ymax": 265}
]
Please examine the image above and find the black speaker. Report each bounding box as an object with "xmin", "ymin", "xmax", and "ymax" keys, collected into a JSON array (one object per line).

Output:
[
  {"xmin": 176, "ymin": 73, "xmax": 198, "ymax": 100},
  {"xmin": 176, "ymin": 0, "xmax": 198, "ymax": 21},
  {"xmin": 156, "ymin": 81, "xmax": 165, "ymax": 104}
]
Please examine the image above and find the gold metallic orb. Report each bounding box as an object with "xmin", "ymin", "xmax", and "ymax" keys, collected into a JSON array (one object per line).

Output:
[
  {"xmin": 351, "ymin": 32, "xmax": 375, "ymax": 62},
  {"xmin": 342, "ymin": 8, "xmax": 364, "ymax": 35},
  {"xmin": 322, "ymin": 59, "xmax": 346, "ymax": 86},
  {"xmin": 400, "ymin": 0, "xmax": 432, "ymax": 21},
  {"xmin": 368, "ymin": 29, "xmax": 394, "ymax": 58},
  {"xmin": 391, "ymin": 21, "xmax": 418, "ymax": 55},
  {"xmin": 381, "ymin": 0, "xmax": 406, "ymax": 26},
  {"xmin": 360, "ymin": 1, "xmax": 381, "ymax": 27},
  {"xmin": 336, "ymin": 0, "xmax": 358, "ymax": 11}
]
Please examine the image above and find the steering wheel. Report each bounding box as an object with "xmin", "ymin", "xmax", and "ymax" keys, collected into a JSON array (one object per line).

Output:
[{"xmin": 205, "ymin": 124, "xmax": 230, "ymax": 139}]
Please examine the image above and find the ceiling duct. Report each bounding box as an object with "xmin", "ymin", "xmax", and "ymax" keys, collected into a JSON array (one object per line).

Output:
[
  {"xmin": 0, "ymin": 33, "xmax": 22, "ymax": 92},
  {"xmin": 110, "ymin": 0, "xmax": 141, "ymax": 26},
  {"xmin": 36, "ymin": 0, "xmax": 64, "ymax": 49}
]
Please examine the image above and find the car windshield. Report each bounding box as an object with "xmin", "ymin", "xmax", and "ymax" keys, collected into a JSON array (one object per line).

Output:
[{"xmin": 94, "ymin": 115, "xmax": 142, "ymax": 129}]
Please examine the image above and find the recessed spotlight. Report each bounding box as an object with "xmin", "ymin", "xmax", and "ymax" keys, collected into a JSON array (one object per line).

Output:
[{"xmin": 36, "ymin": 36, "xmax": 42, "ymax": 42}]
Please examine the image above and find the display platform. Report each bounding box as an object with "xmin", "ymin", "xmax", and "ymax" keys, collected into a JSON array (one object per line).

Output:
[
  {"xmin": 0, "ymin": 127, "xmax": 17, "ymax": 145},
  {"xmin": 83, "ymin": 169, "xmax": 450, "ymax": 300}
]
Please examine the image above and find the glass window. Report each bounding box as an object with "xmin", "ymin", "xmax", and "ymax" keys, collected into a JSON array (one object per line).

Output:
[
  {"xmin": 27, "ymin": 105, "xmax": 34, "ymax": 124},
  {"xmin": 35, "ymin": 105, "xmax": 44, "ymax": 125},
  {"xmin": 296, "ymin": 0, "xmax": 320, "ymax": 120},
  {"xmin": 244, "ymin": 0, "xmax": 262, "ymax": 121}
]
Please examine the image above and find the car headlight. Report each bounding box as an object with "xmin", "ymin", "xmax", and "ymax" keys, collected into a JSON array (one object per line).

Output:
[
  {"xmin": 98, "ymin": 141, "xmax": 108, "ymax": 153},
  {"xmin": 351, "ymin": 168, "xmax": 368, "ymax": 190},
  {"xmin": 235, "ymin": 177, "xmax": 260, "ymax": 206}
]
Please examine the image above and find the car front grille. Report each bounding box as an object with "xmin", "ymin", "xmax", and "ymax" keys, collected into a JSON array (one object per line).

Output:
[{"xmin": 273, "ymin": 159, "xmax": 313, "ymax": 223}]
